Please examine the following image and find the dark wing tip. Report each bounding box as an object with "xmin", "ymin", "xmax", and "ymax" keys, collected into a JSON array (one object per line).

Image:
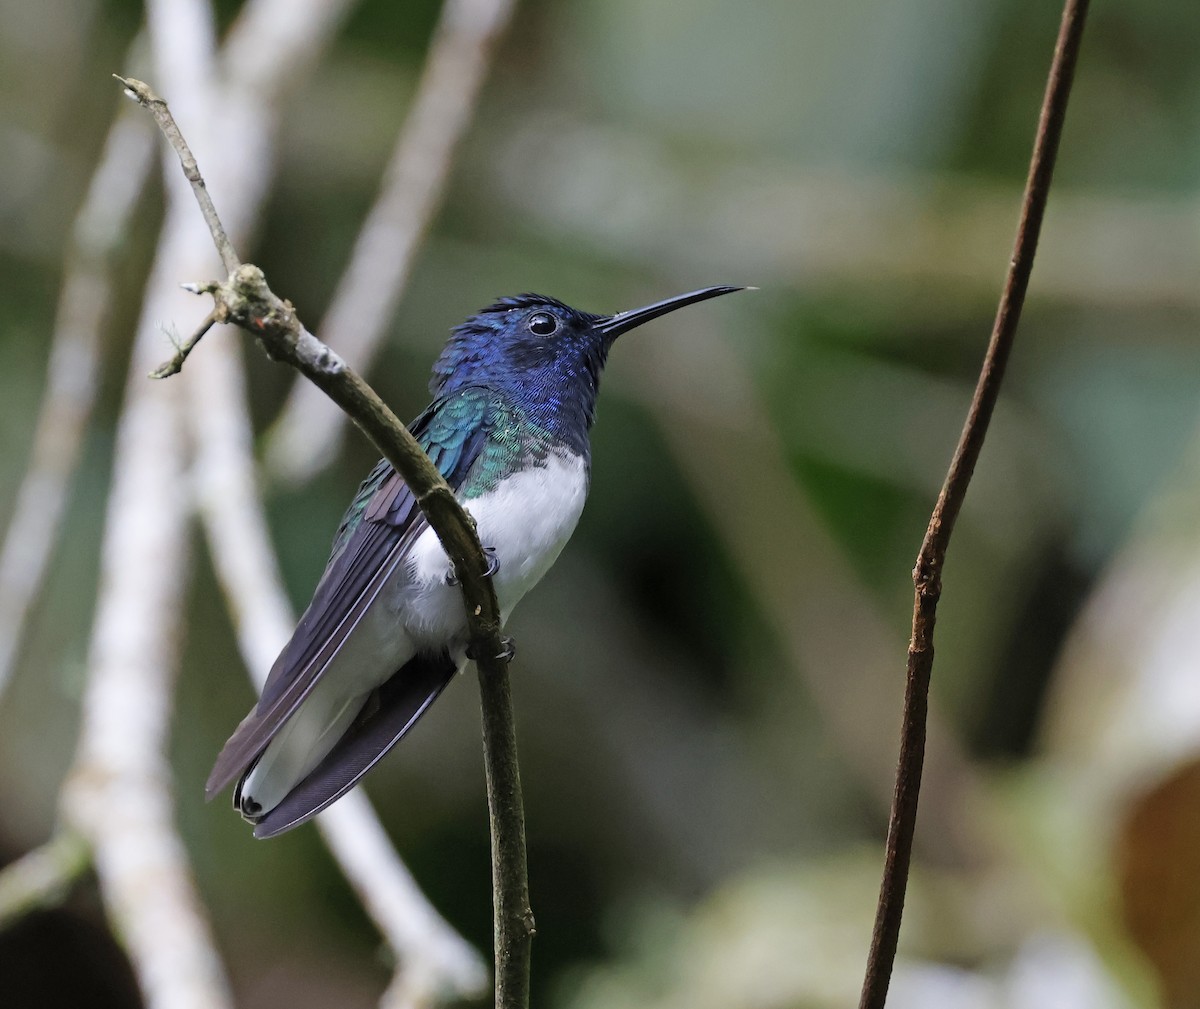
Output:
[
  {"xmin": 205, "ymin": 704, "xmax": 270, "ymax": 800},
  {"xmin": 249, "ymin": 653, "xmax": 457, "ymax": 839}
]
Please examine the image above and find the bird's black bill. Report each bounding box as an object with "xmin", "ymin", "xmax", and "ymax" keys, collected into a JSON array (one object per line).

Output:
[{"xmin": 596, "ymin": 285, "xmax": 746, "ymax": 339}]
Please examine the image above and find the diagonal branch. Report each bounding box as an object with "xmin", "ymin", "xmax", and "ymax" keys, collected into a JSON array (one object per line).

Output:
[
  {"xmin": 121, "ymin": 77, "xmax": 533, "ymax": 1009},
  {"xmin": 857, "ymin": 2, "xmax": 1091, "ymax": 1006},
  {"xmin": 263, "ymin": 0, "xmax": 517, "ymax": 486},
  {"xmin": 0, "ymin": 832, "xmax": 91, "ymax": 931}
]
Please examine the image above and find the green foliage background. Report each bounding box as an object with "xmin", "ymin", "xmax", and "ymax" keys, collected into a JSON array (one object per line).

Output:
[{"xmin": 1, "ymin": 0, "xmax": 1198, "ymax": 1006}]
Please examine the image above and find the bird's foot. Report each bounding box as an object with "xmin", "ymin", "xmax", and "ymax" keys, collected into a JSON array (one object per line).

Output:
[
  {"xmin": 467, "ymin": 634, "xmax": 516, "ymax": 663},
  {"xmin": 445, "ymin": 545, "xmax": 500, "ymax": 587},
  {"xmin": 483, "ymin": 545, "xmax": 500, "ymax": 578}
]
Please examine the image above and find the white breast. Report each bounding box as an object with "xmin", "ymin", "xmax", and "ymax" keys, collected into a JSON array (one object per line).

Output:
[{"xmin": 396, "ymin": 449, "xmax": 589, "ymax": 646}]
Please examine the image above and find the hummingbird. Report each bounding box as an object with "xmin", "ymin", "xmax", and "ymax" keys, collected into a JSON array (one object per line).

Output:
[{"xmin": 207, "ymin": 285, "xmax": 744, "ymax": 837}]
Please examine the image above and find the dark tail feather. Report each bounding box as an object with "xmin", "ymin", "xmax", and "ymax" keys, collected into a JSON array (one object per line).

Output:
[{"xmin": 250, "ymin": 653, "xmax": 458, "ymax": 839}]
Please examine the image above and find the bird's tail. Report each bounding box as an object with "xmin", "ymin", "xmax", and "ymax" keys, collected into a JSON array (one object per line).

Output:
[{"xmin": 243, "ymin": 652, "xmax": 458, "ymax": 839}]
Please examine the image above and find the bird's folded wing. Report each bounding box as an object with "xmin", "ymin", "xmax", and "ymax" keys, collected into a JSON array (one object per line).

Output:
[
  {"xmin": 206, "ymin": 517, "xmax": 422, "ymax": 796},
  {"xmin": 205, "ymin": 388, "xmax": 498, "ymax": 798},
  {"xmin": 251, "ymin": 651, "xmax": 458, "ymax": 837}
]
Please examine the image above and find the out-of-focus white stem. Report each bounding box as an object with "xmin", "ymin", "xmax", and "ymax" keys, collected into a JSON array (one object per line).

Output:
[
  {"xmin": 323, "ymin": 798, "xmax": 491, "ymax": 1007},
  {"xmin": 215, "ymin": 0, "xmax": 358, "ymax": 229},
  {"xmin": 175, "ymin": 0, "xmax": 488, "ymax": 1002},
  {"xmin": 58, "ymin": 5, "xmax": 236, "ymax": 1009},
  {"xmin": 7, "ymin": 0, "xmax": 485, "ymax": 1002},
  {"xmin": 263, "ymin": 0, "xmax": 517, "ymax": 486},
  {"xmin": 61, "ymin": 202, "xmax": 236, "ymax": 1009},
  {"xmin": 0, "ymin": 112, "xmax": 154, "ymax": 704},
  {"xmin": 221, "ymin": 0, "xmax": 354, "ymax": 95}
]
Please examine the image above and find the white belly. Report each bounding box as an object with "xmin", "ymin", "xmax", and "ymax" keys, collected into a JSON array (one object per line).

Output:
[
  {"xmin": 394, "ymin": 448, "xmax": 589, "ymax": 646},
  {"xmin": 240, "ymin": 449, "xmax": 589, "ymax": 813}
]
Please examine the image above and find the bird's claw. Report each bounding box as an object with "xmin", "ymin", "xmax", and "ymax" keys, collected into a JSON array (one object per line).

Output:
[
  {"xmin": 483, "ymin": 546, "xmax": 500, "ymax": 578},
  {"xmin": 467, "ymin": 634, "xmax": 516, "ymax": 663},
  {"xmin": 445, "ymin": 545, "xmax": 499, "ymax": 587}
]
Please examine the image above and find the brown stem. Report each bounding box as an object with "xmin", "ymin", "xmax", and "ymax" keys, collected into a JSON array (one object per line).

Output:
[
  {"xmin": 114, "ymin": 76, "xmax": 239, "ymax": 276},
  {"xmin": 149, "ymin": 306, "xmax": 220, "ymax": 378},
  {"xmin": 857, "ymin": 2, "xmax": 1091, "ymax": 1007}
]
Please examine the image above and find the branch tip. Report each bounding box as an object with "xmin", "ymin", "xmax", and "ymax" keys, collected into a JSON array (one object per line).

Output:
[
  {"xmin": 112, "ymin": 75, "xmax": 154, "ymax": 106},
  {"xmin": 150, "ymin": 310, "xmax": 219, "ymax": 379}
]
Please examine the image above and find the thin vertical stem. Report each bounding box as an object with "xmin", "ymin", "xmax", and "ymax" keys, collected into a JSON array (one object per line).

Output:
[
  {"xmin": 477, "ymin": 667, "xmax": 534, "ymax": 1009},
  {"xmin": 857, "ymin": 2, "xmax": 1091, "ymax": 1006}
]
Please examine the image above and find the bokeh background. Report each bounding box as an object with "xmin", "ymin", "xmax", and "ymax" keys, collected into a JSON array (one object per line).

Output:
[{"xmin": 2, "ymin": 0, "xmax": 1200, "ymax": 1007}]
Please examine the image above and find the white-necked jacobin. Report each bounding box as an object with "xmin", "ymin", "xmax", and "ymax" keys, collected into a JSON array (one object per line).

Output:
[{"xmin": 207, "ymin": 285, "xmax": 744, "ymax": 837}]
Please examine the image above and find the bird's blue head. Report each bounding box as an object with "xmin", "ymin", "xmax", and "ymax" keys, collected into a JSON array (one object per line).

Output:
[{"xmin": 431, "ymin": 286, "xmax": 744, "ymax": 454}]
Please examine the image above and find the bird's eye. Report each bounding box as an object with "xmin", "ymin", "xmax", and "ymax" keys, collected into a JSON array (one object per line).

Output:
[{"xmin": 528, "ymin": 312, "xmax": 558, "ymax": 336}]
